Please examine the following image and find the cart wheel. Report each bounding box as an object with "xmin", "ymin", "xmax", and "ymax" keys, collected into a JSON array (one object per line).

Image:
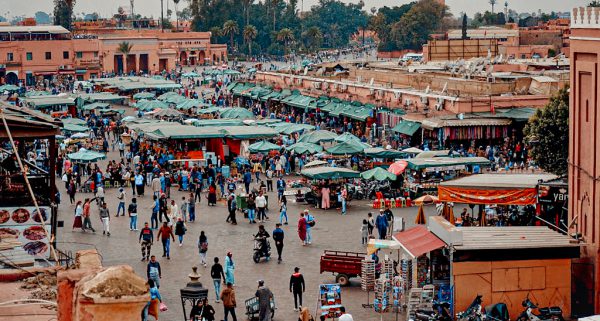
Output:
[
  {"xmin": 336, "ymin": 274, "xmax": 350, "ymax": 286},
  {"xmin": 253, "ymin": 252, "xmax": 261, "ymax": 263}
]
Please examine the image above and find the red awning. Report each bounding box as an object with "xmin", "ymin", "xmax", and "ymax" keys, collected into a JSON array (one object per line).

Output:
[{"xmin": 393, "ymin": 226, "xmax": 446, "ymax": 258}]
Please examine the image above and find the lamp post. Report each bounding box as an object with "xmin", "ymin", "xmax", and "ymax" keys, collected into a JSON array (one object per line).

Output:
[{"xmin": 180, "ymin": 266, "xmax": 208, "ymax": 320}]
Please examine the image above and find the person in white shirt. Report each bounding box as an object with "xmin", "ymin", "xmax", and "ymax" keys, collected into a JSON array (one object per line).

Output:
[
  {"xmin": 338, "ymin": 306, "xmax": 353, "ymax": 321},
  {"xmin": 255, "ymin": 192, "xmax": 268, "ymax": 223}
]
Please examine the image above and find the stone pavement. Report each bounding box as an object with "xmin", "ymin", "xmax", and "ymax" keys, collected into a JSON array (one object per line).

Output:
[{"xmin": 56, "ymin": 150, "xmax": 437, "ymax": 321}]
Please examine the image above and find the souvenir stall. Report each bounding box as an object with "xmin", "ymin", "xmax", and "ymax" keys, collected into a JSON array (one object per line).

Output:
[
  {"xmin": 403, "ymin": 157, "xmax": 491, "ymax": 198},
  {"xmin": 417, "ymin": 117, "xmax": 512, "ymax": 150},
  {"xmin": 299, "ymin": 166, "xmax": 360, "ymax": 209}
]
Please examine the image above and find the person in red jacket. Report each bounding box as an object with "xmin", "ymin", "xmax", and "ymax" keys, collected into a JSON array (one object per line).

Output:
[{"xmin": 156, "ymin": 222, "xmax": 175, "ymax": 259}]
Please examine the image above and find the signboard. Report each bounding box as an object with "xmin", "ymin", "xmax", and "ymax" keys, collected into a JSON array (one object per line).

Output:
[
  {"xmin": 538, "ymin": 185, "xmax": 568, "ymax": 204},
  {"xmin": 0, "ymin": 207, "xmax": 52, "ymax": 258},
  {"xmin": 319, "ymin": 284, "xmax": 342, "ymax": 319}
]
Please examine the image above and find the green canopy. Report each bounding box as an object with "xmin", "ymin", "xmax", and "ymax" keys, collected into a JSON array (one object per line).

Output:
[
  {"xmin": 0, "ymin": 84, "xmax": 20, "ymax": 91},
  {"xmin": 406, "ymin": 157, "xmax": 491, "ymax": 170},
  {"xmin": 335, "ymin": 132, "xmax": 363, "ymax": 144},
  {"xmin": 157, "ymin": 91, "xmax": 179, "ymax": 101},
  {"xmin": 219, "ymin": 107, "xmax": 254, "ymax": 119},
  {"xmin": 222, "ymin": 126, "xmax": 278, "ymax": 139},
  {"xmin": 176, "ymin": 99, "xmax": 207, "ymax": 110},
  {"xmin": 63, "ymin": 123, "xmax": 89, "ymax": 133},
  {"xmin": 197, "ymin": 106, "xmax": 223, "ymax": 114},
  {"xmin": 301, "ymin": 166, "xmax": 360, "ymax": 179},
  {"xmin": 391, "ymin": 120, "xmax": 421, "ymax": 136},
  {"xmin": 286, "ymin": 142, "xmax": 323, "ymax": 154},
  {"xmin": 165, "ymin": 94, "xmax": 187, "ymax": 104},
  {"xmin": 133, "ymin": 92, "xmax": 156, "ymax": 100},
  {"xmin": 136, "ymin": 99, "xmax": 169, "ymax": 111},
  {"xmin": 62, "ymin": 118, "xmax": 87, "ymax": 126},
  {"xmin": 81, "ymin": 102, "xmax": 110, "ymax": 111},
  {"xmin": 191, "ymin": 119, "xmax": 244, "ymax": 127},
  {"xmin": 67, "ymin": 149, "xmax": 106, "ymax": 163},
  {"xmin": 248, "ymin": 140, "xmax": 281, "ymax": 153},
  {"xmin": 363, "ymin": 147, "xmax": 406, "ymax": 159},
  {"xmin": 298, "ymin": 130, "xmax": 337, "ymax": 144},
  {"xmin": 360, "ymin": 167, "xmax": 397, "ymax": 181},
  {"xmin": 182, "ymin": 72, "xmax": 200, "ymax": 78},
  {"xmin": 278, "ymin": 123, "xmax": 315, "ymax": 135},
  {"xmin": 25, "ymin": 90, "xmax": 51, "ymax": 97},
  {"xmin": 326, "ymin": 141, "xmax": 366, "ymax": 155}
]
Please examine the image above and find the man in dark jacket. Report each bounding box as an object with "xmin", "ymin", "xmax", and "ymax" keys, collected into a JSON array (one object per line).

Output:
[
  {"xmin": 272, "ymin": 224, "xmax": 284, "ymax": 263},
  {"xmin": 227, "ymin": 195, "xmax": 237, "ymax": 225},
  {"xmin": 139, "ymin": 222, "xmax": 154, "ymax": 261},
  {"xmin": 146, "ymin": 255, "xmax": 161, "ymax": 288},
  {"xmin": 289, "ymin": 267, "xmax": 305, "ymax": 311}
]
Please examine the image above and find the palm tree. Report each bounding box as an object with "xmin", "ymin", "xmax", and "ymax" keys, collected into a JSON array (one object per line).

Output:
[
  {"xmin": 243, "ymin": 25, "xmax": 258, "ymax": 56},
  {"xmin": 242, "ymin": 0, "xmax": 252, "ymax": 26},
  {"xmin": 210, "ymin": 26, "xmax": 222, "ymax": 43},
  {"xmin": 222, "ymin": 20, "xmax": 239, "ymax": 53},
  {"xmin": 303, "ymin": 26, "xmax": 323, "ymax": 51},
  {"xmin": 277, "ymin": 28, "xmax": 294, "ymax": 53},
  {"xmin": 271, "ymin": 0, "xmax": 281, "ymax": 30},
  {"xmin": 489, "ymin": 0, "xmax": 497, "ymax": 14},
  {"xmin": 117, "ymin": 41, "xmax": 133, "ymax": 75},
  {"xmin": 173, "ymin": 0, "xmax": 180, "ymax": 31}
]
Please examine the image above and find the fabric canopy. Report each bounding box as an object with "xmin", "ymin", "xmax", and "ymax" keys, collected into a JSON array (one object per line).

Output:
[
  {"xmin": 219, "ymin": 107, "xmax": 254, "ymax": 119},
  {"xmin": 304, "ymin": 160, "xmax": 328, "ymax": 168},
  {"xmin": 361, "ymin": 167, "xmax": 396, "ymax": 181},
  {"xmin": 286, "ymin": 142, "xmax": 323, "ymax": 155},
  {"xmin": 301, "ymin": 166, "xmax": 360, "ymax": 179},
  {"xmin": 363, "ymin": 147, "xmax": 405, "ymax": 159},
  {"xmin": 298, "ymin": 130, "xmax": 337, "ymax": 144},
  {"xmin": 133, "ymin": 92, "xmax": 156, "ymax": 100},
  {"xmin": 392, "ymin": 226, "xmax": 446, "ymax": 259},
  {"xmin": 438, "ymin": 186, "xmax": 538, "ymax": 205},
  {"xmin": 248, "ymin": 140, "xmax": 281, "ymax": 153},
  {"xmin": 392, "ymin": 120, "xmax": 421, "ymax": 136},
  {"xmin": 326, "ymin": 141, "xmax": 365, "ymax": 155},
  {"xmin": 67, "ymin": 149, "xmax": 106, "ymax": 163},
  {"xmin": 63, "ymin": 123, "xmax": 89, "ymax": 132}
]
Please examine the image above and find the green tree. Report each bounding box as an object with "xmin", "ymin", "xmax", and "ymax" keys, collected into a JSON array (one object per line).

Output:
[
  {"xmin": 210, "ymin": 27, "xmax": 222, "ymax": 43},
  {"xmin": 243, "ymin": 25, "xmax": 258, "ymax": 55},
  {"xmin": 277, "ymin": 28, "xmax": 294, "ymax": 48},
  {"xmin": 302, "ymin": 26, "xmax": 323, "ymax": 51},
  {"xmin": 54, "ymin": 0, "xmax": 76, "ymax": 30},
  {"xmin": 173, "ymin": 0, "xmax": 181, "ymax": 31},
  {"xmin": 489, "ymin": 0, "xmax": 497, "ymax": 14},
  {"xmin": 35, "ymin": 11, "xmax": 51, "ymax": 24},
  {"xmin": 391, "ymin": 0, "xmax": 447, "ymax": 51},
  {"xmin": 523, "ymin": 87, "xmax": 569, "ymax": 176},
  {"xmin": 222, "ymin": 20, "xmax": 239, "ymax": 52},
  {"xmin": 117, "ymin": 42, "xmax": 133, "ymax": 75}
]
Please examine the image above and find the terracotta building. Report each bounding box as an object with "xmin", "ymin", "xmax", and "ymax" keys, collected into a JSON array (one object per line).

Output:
[
  {"xmin": 0, "ymin": 25, "xmax": 227, "ymax": 85},
  {"xmin": 569, "ymin": 6, "xmax": 600, "ymax": 317}
]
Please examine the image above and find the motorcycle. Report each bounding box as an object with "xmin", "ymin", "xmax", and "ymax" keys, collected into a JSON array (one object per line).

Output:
[
  {"xmin": 517, "ymin": 296, "xmax": 564, "ymax": 321},
  {"xmin": 252, "ymin": 234, "xmax": 271, "ymax": 263},
  {"xmin": 457, "ymin": 295, "xmax": 509, "ymax": 321},
  {"xmin": 367, "ymin": 180, "xmax": 397, "ymax": 200},
  {"xmin": 415, "ymin": 301, "xmax": 452, "ymax": 321},
  {"xmin": 346, "ymin": 182, "xmax": 366, "ymax": 200}
]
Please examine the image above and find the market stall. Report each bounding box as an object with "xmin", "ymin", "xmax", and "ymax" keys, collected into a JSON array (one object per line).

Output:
[{"xmin": 300, "ymin": 166, "xmax": 359, "ymax": 209}]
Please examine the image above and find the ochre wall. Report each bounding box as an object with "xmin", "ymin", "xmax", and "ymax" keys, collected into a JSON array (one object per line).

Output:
[{"xmin": 453, "ymin": 259, "xmax": 571, "ymax": 319}]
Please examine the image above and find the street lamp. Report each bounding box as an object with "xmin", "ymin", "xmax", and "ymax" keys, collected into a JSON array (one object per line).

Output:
[{"xmin": 180, "ymin": 266, "xmax": 208, "ymax": 320}]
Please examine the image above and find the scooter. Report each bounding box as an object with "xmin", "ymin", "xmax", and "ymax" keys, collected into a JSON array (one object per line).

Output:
[
  {"xmin": 252, "ymin": 235, "xmax": 271, "ymax": 263},
  {"xmin": 457, "ymin": 295, "xmax": 509, "ymax": 321},
  {"xmin": 415, "ymin": 301, "xmax": 452, "ymax": 321},
  {"xmin": 517, "ymin": 296, "xmax": 564, "ymax": 321}
]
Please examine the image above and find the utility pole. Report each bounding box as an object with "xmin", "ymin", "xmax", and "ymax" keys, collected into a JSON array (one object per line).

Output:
[{"xmin": 160, "ymin": 0, "xmax": 164, "ymax": 32}]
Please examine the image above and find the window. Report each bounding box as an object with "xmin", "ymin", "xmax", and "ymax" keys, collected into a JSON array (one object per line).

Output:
[
  {"xmin": 6, "ymin": 52, "xmax": 13, "ymax": 61},
  {"xmin": 26, "ymin": 52, "xmax": 32, "ymax": 61},
  {"xmin": 63, "ymin": 51, "xmax": 69, "ymax": 59},
  {"xmin": 93, "ymin": 51, "xmax": 98, "ymax": 58},
  {"xmin": 45, "ymin": 52, "xmax": 52, "ymax": 60},
  {"xmin": 76, "ymin": 51, "xmax": 83, "ymax": 59}
]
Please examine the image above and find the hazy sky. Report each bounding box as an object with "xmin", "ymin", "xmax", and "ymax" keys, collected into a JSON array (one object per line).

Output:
[{"xmin": 2, "ymin": 0, "xmax": 591, "ymax": 20}]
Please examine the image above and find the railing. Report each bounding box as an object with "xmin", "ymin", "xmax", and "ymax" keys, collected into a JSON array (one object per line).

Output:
[{"xmin": 55, "ymin": 248, "xmax": 74, "ymax": 268}]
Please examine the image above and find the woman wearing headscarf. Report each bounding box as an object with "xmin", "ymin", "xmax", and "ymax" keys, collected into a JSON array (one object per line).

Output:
[{"xmin": 224, "ymin": 251, "xmax": 235, "ymax": 285}]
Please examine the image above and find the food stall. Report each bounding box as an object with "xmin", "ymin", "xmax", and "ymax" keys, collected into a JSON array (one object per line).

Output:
[
  {"xmin": 403, "ymin": 157, "xmax": 490, "ymax": 198},
  {"xmin": 299, "ymin": 166, "xmax": 360, "ymax": 209}
]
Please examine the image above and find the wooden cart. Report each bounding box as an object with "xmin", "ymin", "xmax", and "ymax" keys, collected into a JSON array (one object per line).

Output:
[
  {"xmin": 244, "ymin": 296, "xmax": 276, "ymax": 320},
  {"xmin": 319, "ymin": 250, "xmax": 367, "ymax": 286}
]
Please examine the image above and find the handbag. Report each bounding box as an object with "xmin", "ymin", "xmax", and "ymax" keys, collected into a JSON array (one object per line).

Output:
[{"xmin": 159, "ymin": 302, "xmax": 168, "ymax": 312}]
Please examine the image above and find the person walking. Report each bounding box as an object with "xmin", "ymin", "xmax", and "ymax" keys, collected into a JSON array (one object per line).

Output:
[
  {"xmin": 227, "ymin": 195, "xmax": 237, "ymax": 225},
  {"xmin": 243, "ymin": 170, "xmax": 252, "ymax": 194},
  {"xmin": 211, "ymin": 257, "xmax": 226, "ymax": 302},
  {"xmin": 142, "ymin": 279, "xmax": 161, "ymax": 321},
  {"xmin": 338, "ymin": 306, "xmax": 354, "ymax": 321},
  {"xmin": 198, "ymin": 231, "xmax": 208, "ymax": 266},
  {"xmin": 128, "ymin": 197, "xmax": 138, "ymax": 231},
  {"xmin": 99, "ymin": 202, "xmax": 110, "ymax": 236},
  {"xmin": 297, "ymin": 212, "xmax": 307, "ymax": 245},
  {"xmin": 279, "ymin": 196, "xmax": 288, "ymax": 225},
  {"xmin": 146, "ymin": 255, "xmax": 161, "ymax": 288},
  {"xmin": 180, "ymin": 196, "xmax": 188, "ymax": 222},
  {"xmin": 150, "ymin": 195, "xmax": 159, "ymax": 229},
  {"xmin": 68, "ymin": 179, "xmax": 77, "ymax": 204},
  {"xmin": 266, "ymin": 168, "xmax": 273, "ymax": 192},
  {"xmin": 361, "ymin": 219, "xmax": 369, "ymax": 245},
  {"xmin": 116, "ymin": 188, "xmax": 126, "ymax": 216},
  {"xmin": 304, "ymin": 210, "xmax": 315, "ymax": 245},
  {"xmin": 157, "ymin": 222, "xmax": 175, "ymax": 259},
  {"xmin": 82, "ymin": 198, "xmax": 95, "ymax": 232},
  {"xmin": 255, "ymin": 191, "xmax": 267, "ymax": 222},
  {"xmin": 135, "ymin": 171, "xmax": 145, "ymax": 196},
  {"xmin": 247, "ymin": 194, "xmax": 256, "ymax": 224},
  {"xmin": 188, "ymin": 194, "xmax": 196, "ymax": 222},
  {"xmin": 170, "ymin": 199, "xmax": 180, "ymax": 221},
  {"xmin": 340, "ymin": 186, "xmax": 347, "ymax": 215},
  {"xmin": 272, "ymin": 223, "xmax": 284, "ymax": 263},
  {"xmin": 367, "ymin": 212, "xmax": 375, "ymax": 236},
  {"xmin": 225, "ymin": 252, "xmax": 235, "ymax": 285},
  {"xmin": 289, "ymin": 267, "xmax": 305, "ymax": 312},
  {"xmin": 375, "ymin": 210, "xmax": 389, "ymax": 240},
  {"xmin": 96, "ymin": 185, "xmax": 105, "ymax": 204},
  {"xmin": 139, "ymin": 222, "xmax": 153, "ymax": 261},
  {"xmin": 174, "ymin": 217, "xmax": 186, "ymax": 246},
  {"xmin": 276, "ymin": 177, "xmax": 286, "ymax": 201},
  {"xmin": 73, "ymin": 200, "xmax": 84, "ymax": 231},
  {"xmin": 220, "ymin": 282, "xmax": 237, "ymax": 321},
  {"xmin": 159, "ymin": 194, "xmax": 169, "ymax": 223},
  {"xmin": 255, "ymin": 280, "xmax": 274, "ymax": 321},
  {"xmin": 151, "ymin": 175, "xmax": 161, "ymax": 198},
  {"xmin": 383, "ymin": 206, "xmax": 394, "ymax": 236}
]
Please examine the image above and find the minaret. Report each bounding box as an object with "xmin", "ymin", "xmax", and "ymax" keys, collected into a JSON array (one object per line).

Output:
[{"xmin": 504, "ymin": 1, "xmax": 508, "ymax": 19}]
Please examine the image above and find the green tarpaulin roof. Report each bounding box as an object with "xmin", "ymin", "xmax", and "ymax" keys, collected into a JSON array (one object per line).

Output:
[
  {"xmin": 277, "ymin": 123, "xmax": 315, "ymax": 135},
  {"xmin": 176, "ymin": 99, "xmax": 209, "ymax": 110},
  {"xmin": 222, "ymin": 126, "xmax": 278, "ymax": 139},
  {"xmin": 248, "ymin": 140, "xmax": 281, "ymax": 153},
  {"xmin": 360, "ymin": 167, "xmax": 397, "ymax": 181},
  {"xmin": 133, "ymin": 92, "xmax": 156, "ymax": 100},
  {"xmin": 406, "ymin": 157, "xmax": 491, "ymax": 170},
  {"xmin": 219, "ymin": 107, "xmax": 254, "ymax": 119},
  {"xmin": 63, "ymin": 123, "xmax": 89, "ymax": 132},
  {"xmin": 23, "ymin": 97, "xmax": 76, "ymax": 108},
  {"xmin": 301, "ymin": 166, "xmax": 360, "ymax": 179},
  {"xmin": 391, "ymin": 120, "xmax": 421, "ymax": 136},
  {"xmin": 157, "ymin": 91, "xmax": 179, "ymax": 101},
  {"xmin": 270, "ymin": 89, "xmax": 292, "ymax": 102},
  {"xmin": 298, "ymin": 130, "xmax": 337, "ymax": 144},
  {"xmin": 285, "ymin": 142, "xmax": 323, "ymax": 154},
  {"xmin": 67, "ymin": 149, "xmax": 106, "ymax": 163},
  {"xmin": 190, "ymin": 119, "xmax": 244, "ymax": 127},
  {"xmin": 81, "ymin": 102, "xmax": 110, "ymax": 110},
  {"xmin": 326, "ymin": 141, "xmax": 366, "ymax": 155},
  {"xmin": 363, "ymin": 147, "xmax": 406, "ymax": 159},
  {"xmin": 136, "ymin": 99, "xmax": 169, "ymax": 111},
  {"xmin": 164, "ymin": 94, "xmax": 188, "ymax": 104},
  {"xmin": 282, "ymin": 94, "xmax": 316, "ymax": 109}
]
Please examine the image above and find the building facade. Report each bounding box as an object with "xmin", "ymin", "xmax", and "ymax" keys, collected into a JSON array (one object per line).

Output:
[
  {"xmin": 0, "ymin": 25, "xmax": 227, "ymax": 85},
  {"xmin": 569, "ymin": 6, "xmax": 600, "ymax": 317}
]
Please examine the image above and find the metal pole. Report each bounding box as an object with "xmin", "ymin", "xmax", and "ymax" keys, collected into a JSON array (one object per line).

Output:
[{"xmin": 160, "ymin": 0, "xmax": 164, "ymax": 32}]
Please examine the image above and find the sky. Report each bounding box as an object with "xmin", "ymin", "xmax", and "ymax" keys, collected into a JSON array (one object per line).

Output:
[{"xmin": 1, "ymin": 0, "xmax": 592, "ymax": 20}]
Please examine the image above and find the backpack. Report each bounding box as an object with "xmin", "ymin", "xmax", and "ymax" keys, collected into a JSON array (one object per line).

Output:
[{"xmin": 307, "ymin": 215, "xmax": 316, "ymax": 227}]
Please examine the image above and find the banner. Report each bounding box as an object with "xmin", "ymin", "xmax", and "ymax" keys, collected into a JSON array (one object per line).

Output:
[
  {"xmin": 0, "ymin": 207, "xmax": 52, "ymax": 258},
  {"xmin": 438, "ymin": 186, "xmax": 538, "ymax": 205},
  {"xmin": 319, "ymin": 284, "xmax": 342, "ymax": 319}
]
